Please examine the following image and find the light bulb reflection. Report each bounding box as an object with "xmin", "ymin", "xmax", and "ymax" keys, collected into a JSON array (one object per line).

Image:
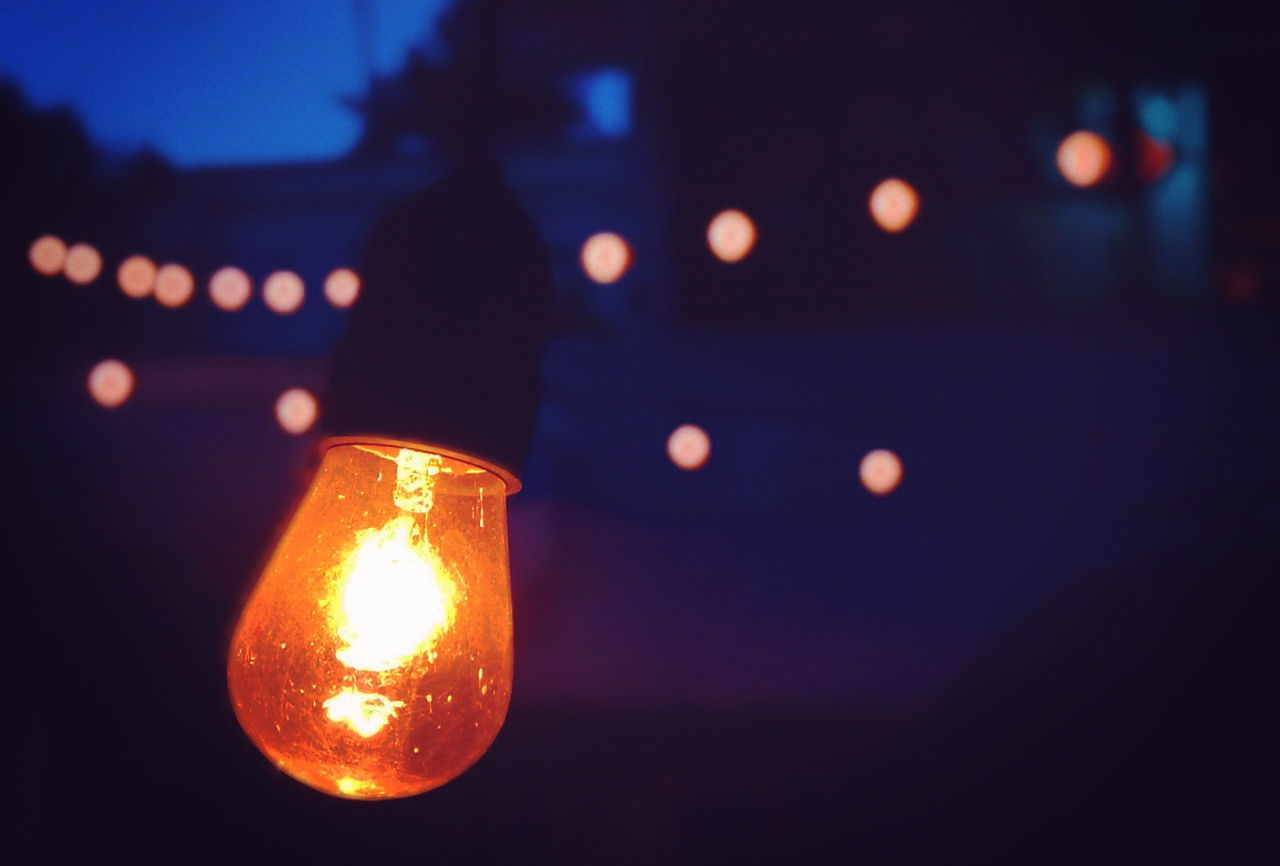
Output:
[{"xmin": 227, "ymin": 442, "xmax": 514, "ymax": 800}]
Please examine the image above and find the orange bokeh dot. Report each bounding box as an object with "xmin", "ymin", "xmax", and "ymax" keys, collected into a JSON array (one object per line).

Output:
[
  {"xmin": 667, "ymin": 424, "xmax": 711, "ymax": 471},
  {"xmin": 87, "ymin": 359, "xmax": 135, "ymax": 409},
  {"xmin": 275, "ymin": 388, "xmax": 318, "ymax": 434},
  {"xmin": 117, "ymin": 255, "xmax": 157, "ymax": 299},
  {"xmin": 1056, "ymin": 130, "xmax": 1112, "ymax": 188},
  {"xmin": 859, "ymin": 448, "xmax": 903, "ymax": 496},
  {"xmin": 209, "ymin": 266, "xmax": 252, "ymax": 311},
  {"xmin": 868, "ymin": 178, "xmax": 919, "ymax": 233},
  {"xmin": 64, "ymin": 243, "xmax": 103, "ymax": 285},
  {"xmin": 707, "ymin": 209, "xmax": 756, "ymax": 263},
  {"xmin": 324, "ymin": 268, "xmax": 361, "ymax": 308},
  {"xmin": 580, "ymin": 232, "xmax": 632, "ymax": 284},
  {"xmin": 29, "ymin": 235, "xmax": 67, "ymax": 276},
  {"xmin": 263, "ymin": 270, "xmax": 305, "ymax": 314},
  {"xmin": 154, "ymin": 263, "xmax": 195, "ymax": 307}
]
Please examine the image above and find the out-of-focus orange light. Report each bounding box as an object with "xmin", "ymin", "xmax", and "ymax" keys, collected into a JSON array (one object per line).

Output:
[
  {"xmin": 868, "ymin": 178, "xmax": 919, "ymax": 233},
  {"xmin": 209, "ymin": 266, "xmax": 252, "ymax": 311},
  {"xmin": 228, "ymin": 441, "xmax": 514, "ymax": 800},
  {"xmin": 1056, "ymin": 130, "xmax": 1112, "ymax": 188},
  {"xmin": 275, "ymin": 387, "xmax": 318, "ymax": 434},
  {"xmin": 324, "ymin": 268, "xmax": 361, "ymax": 308},
  {"xmin": 667, "ymin": 424, "xmax": 711, "ymax": 470},
  {"xmin": 580, "ymin": 232, "xmax": 632, "ymax": 284},
  {"xmin": 263, "ymin": 270, "xmax": 305, "ymax": 314},
  {"xmin": 154, "ymin": 263, "xmax": 195, "ymax": 308},
  {"xmin": 117, "ymin": 255, "xmax": 157, "ymax": 299},
  {"xmin": 707, "ymin": 209, "xmax": 756, "ymax": 263},
  {"xmin": 64, "ymin": 243, "xmax": 102, "ymax": 285},
  {"xmin": 29, "ymin": 235, "xmax": 67, "ymax": 276},
  {"xmin": 87, "ymin": 359, "xmax": 134, "ymax": 408},
  {"xmin": 860, "ymin": 448, "xmax": 903, "ymax": 496}
]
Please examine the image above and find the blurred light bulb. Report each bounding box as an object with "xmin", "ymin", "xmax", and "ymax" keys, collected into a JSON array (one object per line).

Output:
[
  {"xmin": 29, "ymin": 235, "xmax": 67, "ymax": 276},
  {"xmin": 209, "ymin": 266, "xmax": 252, "ymax": 311},
  {"xmin": 868, "ymin": 178, "xmax": 919, "ymax": 233},
  {"xmin": 667, "ymin": 424, "xmax": 711, "ymax": 470},
  {"xmin": 64, "ymin": 243, "xmax": 102, "ymax": 284},
  {"xmin": 707, "ymin": 209, "xmax": 756, "ymax": 263},
  {"xmin": 263, "ymin": 270, "xmax": 305, "ymax": 314},
  {"xmin": 580, "ymin": 232, "xmax": 632, "ymax": 284},
  {"xmin": 154, "ymin": 264, "xmax": 195, "ymax": 308},
  {"xmin": 1056, "ymin": 130, "xmax": 1112, "ymax": 188},
  {"xmin": 117, "ymin": 255, "xmax": 157, "ymax": 299},
  {"xmin": 88, "ymin": 359, "xmax": 134, "ymax": 408},
  {"xmin": 275, "ymin": 387, "xmax": 317, "ymax": 434},
  {"xmin": 324, "ymin": 268, "xmax": 361, "ymax": 308},
  {"xmin": 228, "ymin": 441, "xmax": 515, "ymax": 800},
  {"xmin": 859, "ymin": 448, "xmax": 903, "ymax": 496}
]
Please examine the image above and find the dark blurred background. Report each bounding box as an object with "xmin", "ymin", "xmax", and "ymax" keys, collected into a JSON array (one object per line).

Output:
[{"xmin": 5, "ymin": 0, "xmax": 1277, "ymax": 861}]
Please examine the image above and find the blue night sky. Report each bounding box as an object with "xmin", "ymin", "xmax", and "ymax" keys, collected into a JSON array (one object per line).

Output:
[{"xmin": 0, "ymin": 0, "xmax": 454, "ymax": 166}]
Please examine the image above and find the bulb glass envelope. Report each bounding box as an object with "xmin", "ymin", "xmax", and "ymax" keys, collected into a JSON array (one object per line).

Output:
[{"xmin": 228, "ymin": 440, "xmax": 514, "ymax": 800}]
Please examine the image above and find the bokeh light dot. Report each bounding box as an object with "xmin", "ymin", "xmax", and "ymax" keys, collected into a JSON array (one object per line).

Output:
[
  {"xmin": 87, "ymin": 359, "xmax": 135, "ymax": 409},
  {"xmin": 209, "ymin": 266, "xmax": 252, "ymax": 311},
  {"xmin": 64, "ymin": 243, "xmax": 103, "ymax": 285},
  {"xmin": 276, "ymin": 388, "xmax": 318, "ymax": 434},
  {"xmin": 667, "ymin": 424, "xmax": 711, "ymax": 471},
  {"xmin": 29, "ymin": 235, "xmax": 67, "ymax": 276},
  {"xmin": 580, "ymin": 232, "xmax": 632, "ymax": 284},
  {"xmin": 860, "ymin": 448, "xmax": 903, "ymax": 496},
  {"xmin": 117, "ymin": 255, "xmax": 157, "ymax": 299},
  {"xmin": 324, "ymin": 268, "xmax": 361, "ymax": 308},
  {"xmin": 154, "ymin": 263, "xmax": 195, "ymax": 307},
  {"xmin": 1056, "ymin": 130, "xmax": 1112, "ymax": 188},
  {"xmin": 263, "ymin": 270, "xmax": 305, "ymax": 314},
  {"xmin": 868, "ymin": 178, "xmax": 919, "ymax": 233},
  {"xmin": 707, "ymin": 209, "xmax": 756, "ymax": 263}
]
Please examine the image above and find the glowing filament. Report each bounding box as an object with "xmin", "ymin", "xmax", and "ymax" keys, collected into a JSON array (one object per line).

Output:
[{"xmin": 323, "ymin": 689, "xmax": 406, "ymax": 737}]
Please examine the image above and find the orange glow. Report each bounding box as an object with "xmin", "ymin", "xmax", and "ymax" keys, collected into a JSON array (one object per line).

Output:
[
  {"xmin": 29, "ymin": 235, "xmax": 67, "ymax": 276},
  {"xmin": 87, "ymin": 359, "xmax": 134, "ymax": 408},
  {"xmin": 154, "ymin": 264, "xmax": 195, "ymax": 308},
  {"xmin": 667, "ymin": 424, "xmax": 711, "ymax": 470},
  {"xmin": 580, "ymin": 232, "xmax": 632, "ymax": 284},
  {"xmin": 324, "ymin": 268, "xmax": 361, "ymax": 308},
  {"xmin": 707, "ymin": 209, "xmax": 756, "ymax": 263},
  {"xmin": 263, "ymin": 270, "xmax": 305, "ymax": 314},
  {"xmin": 117, "ymin": 255, "xmax": 157, "ymax": 299},
  {"xmin": 275, "ymin": 388, "xmax": 318, "ymax": 435},
  {"xmin": 228, "ymin": 442, "xmax": 514, "ymax": 800},
  {"xmin": 1056, "ymin": 131, "xmax": 1112, "ymax": 188},
  {"xmin": 64, "ymin": 243, "xmax": 102, "ymax": 284},
  {"xmin": 209, "ymin": 266, "xmax": 252, "ymax": 311},
  {"xmin": 868, "ymin": 178, "xmax": 919, "ymax": 233},
  {"xmin": 860, "ymin": 448, "xmax": 903, "ymax": 496}
]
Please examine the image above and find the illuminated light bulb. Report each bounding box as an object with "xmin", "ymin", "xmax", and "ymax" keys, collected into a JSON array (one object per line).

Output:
[
  {"xmin": 667, "ymin": 423, "xmax": 711, "ymax": 470},
  {"xmin": 64, "ymin": 243, "xmax": 103, "ymax": 285},
  {"xmin": 29, "ymin": 235, "xmax": 67, "ymax": 276},
  {"xmin": 1056, "ymin": 130, "xmax": 1112, "ymax": 188},
  {"xmin": 117, "ymin": 255, "xmax": 157, "ymax": 299},
  {"xmin": 209, "ymin": 266, "xmax": 252, "ymax": 311},
  {"xmin": 275, "ymin": 387, "xmax": 318, "ymax": 434},
  {"xmin": 87, "ymin": 359, "xmax": 135, "ymax": 408},
  {"xmin": 324, "ymin": 268, "xmax": 361, "ymax": 308},
  {"xmin": 263, "ymin": 270, "xmax": 305, "ymax": 314},
  {"xmin": 580, "ymin": 232, "xmax": 632, "ymax": 284},
  {"xmin": 154, "ymin": 263, "xmax": 195, "ymax": 308},
  {"xmin": 868, "ymin": 178, "xmax": 919, "ymax": 233},
  {"xmin": 227, "ymin": 440, "xmax": 515, "ymax": 800},
  {"xmin": 859, "ymin": 448, "xmax": 903, "ymax": 496},
  {"xmin": 707, "ymin": 209, "xmax": 756, "ymax": 263}
]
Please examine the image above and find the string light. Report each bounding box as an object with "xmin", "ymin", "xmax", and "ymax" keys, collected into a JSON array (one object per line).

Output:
[
  {"xmin": 859, "ymin": 449, "xmax": 903, "ymax": 496},
  {"xmin": 64, "ymin": 243, "xmax": 103, "ymax": 285},
  {"xmin": 324, "ymin": 268, "xmax": 361, "ymax": 308},
  {"xmin": 263, "ymin": 270, "xmax": 305, "ymax": 314},
  {"xmin": 117, "ymin": 255, "xmax": 157, "ymax": 299},
  {"xmin": 707, "ymin": 209, "xmax": 756, "ymax": 263},
  {"xmin": 868, "ymin": 178, "xmax": 919, "ymax": 233},
  {"xmin": 580, "ymin": 232, "xmax": 632, "ymax": 284},
  {"xmin": 1056, "ymin": 131, "xmax": 1112, "ymax": 188},
  {"xmin": 28, "ymin": 235, "xmax": 67, "ymax": 276},
  {"xmin": 154, "ymin": 263, "xmax": 195, "ymax": 307},
  {"xmin": 209, "ymin": 266, "xmax": 252, "ymax": 312},
  {"xmin": 87, "ymin": 359, "xmax": 135, "ymax": 409},
  {"xmin": 667, "ymin": 424, "xmax": 711, "ymax": 470},
  {"xmin": 275, "ymin": 388, "xmax": 318, "ymax": 434}
]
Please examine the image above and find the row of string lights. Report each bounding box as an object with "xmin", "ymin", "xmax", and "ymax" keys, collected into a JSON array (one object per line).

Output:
[{"xmin": 31, "ymin": 139, "xmax": 1124, "ymax": 494}]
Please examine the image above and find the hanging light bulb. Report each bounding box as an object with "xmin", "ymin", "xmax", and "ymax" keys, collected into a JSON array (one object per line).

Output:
[
  {"xmin": 227, "ymin": 438, "xmax": 516, "ymax": 800},
  {"xmin": 227, "ymin": 144, "xmax": 553, "ymax": 800}
]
